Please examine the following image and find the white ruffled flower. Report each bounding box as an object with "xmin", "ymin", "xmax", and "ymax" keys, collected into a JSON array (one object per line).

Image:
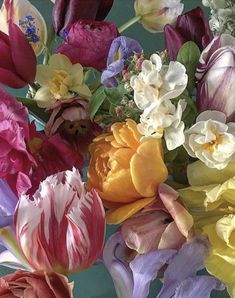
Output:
[
  {"xmin": 138, "ymin": 99, "xmax": 186, "ymax": 150},
  {"xmin": 130, "ymin": 53, "xmax": 188, "ymax": 111},
  {"xmin": 184, "ymin": 111, "xmax": 235, "ymax": 169}
]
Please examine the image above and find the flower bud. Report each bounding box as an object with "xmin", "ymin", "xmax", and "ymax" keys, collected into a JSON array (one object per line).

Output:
[
  {"xmin": 134, "ymin": 0, "xmax": 184, "ymax": 33},
  {"xmin": 52, "ymin": 0, "xmax": 114, "ymax": 36},
  {"xmin": 196, "ymin": 33, "xmax": 235, "ymax": 121}
]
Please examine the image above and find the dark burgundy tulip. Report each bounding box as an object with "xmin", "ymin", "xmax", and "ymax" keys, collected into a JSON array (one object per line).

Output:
[
  {"xmin": 164, "ymin": 7, "xmax": 212, "ymax": 60},
  {"xmin": 52, "ymin": 0, "xmax": 114, "ymax": 36},
  {"xmin": 0, "ymin": 23, "xmax": 36, "ymax": 88}
]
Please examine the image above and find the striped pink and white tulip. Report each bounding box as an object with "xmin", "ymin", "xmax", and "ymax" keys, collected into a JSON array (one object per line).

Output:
[{"xmin": 15, "ymin": 168, "xmax": 106, "ymax": 274}]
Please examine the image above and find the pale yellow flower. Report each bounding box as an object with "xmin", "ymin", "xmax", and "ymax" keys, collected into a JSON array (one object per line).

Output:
[
  {"xmin": 179, "ymin": 160, "xmax": 235, "ymax": 297},
  {"xmin": 34, "ymin": 54, "xmax": 91, "ymax": 109}
]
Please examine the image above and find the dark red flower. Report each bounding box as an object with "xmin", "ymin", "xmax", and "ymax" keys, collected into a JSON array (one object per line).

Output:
[
  {"xmin": 52, "ymin": 0, "xmax": 114, "ymax": 36},
  {"xmin": 56, "ymin": 20, "xmax": 119, "ymax": 70},
  {"xmin": 164, "ymin": 7, "xmax": 212, "ymax": 60},
  {"xmin": 0, "ymin": 23, "xmax": 36, "ymax": 88}
]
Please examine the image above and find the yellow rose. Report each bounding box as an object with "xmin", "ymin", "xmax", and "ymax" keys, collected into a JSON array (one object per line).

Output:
[
  {"xmin": 179, "ymin": 160, "xmax": 235, "ymax": 297},
  {"xmin": 87, "ymin": 119, "xmax": 168, "ymax": 224}
]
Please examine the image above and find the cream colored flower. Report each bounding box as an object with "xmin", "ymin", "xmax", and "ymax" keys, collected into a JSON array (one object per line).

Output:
[
  {"xmin": 138, "ymin": 99, "xmax": 186, "ymax": 150},
  {"xmin": 134, "ymin": 0, "xmax": 184, "ymax": 33},
  {"xmin": 130, "ymin": 53, "xmax": 188, "ymax": 111},
  {"xmin": 0, "ymin": 0, "xmax": 47, "ymax": 55},
  {"xmin": 184, "ymin": 111, "xmax": 235, "ymax": 169},
  {"xmin": 34, "ymin": 54, "xmax": 91, "ymax": 109}
]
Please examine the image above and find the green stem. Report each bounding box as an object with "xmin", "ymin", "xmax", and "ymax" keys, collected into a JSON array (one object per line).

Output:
[{"xmin": 118, "ymin": 15, "xmax": 142, "ymax": 33}]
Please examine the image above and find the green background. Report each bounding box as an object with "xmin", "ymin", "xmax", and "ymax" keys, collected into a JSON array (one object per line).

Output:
[{"xmin": 0, "ymin": 0, "xmax": 228, "ymax": 297}]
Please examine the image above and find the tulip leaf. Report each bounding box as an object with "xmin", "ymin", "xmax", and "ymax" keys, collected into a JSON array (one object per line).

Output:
[
  {"xmin": 177, "ymin": 41, "xmax": 201, "ymax": 95},
  {"xmin": 16, "ymin": 97, "xmax": 50, "ymax": 124},
  {"xmin": 89, "ymin": 86, "xmax": 107, "ymax": 119},
  {"xmin": 104, "ymin": 86, "xmax": 127, "ymax": 106}
]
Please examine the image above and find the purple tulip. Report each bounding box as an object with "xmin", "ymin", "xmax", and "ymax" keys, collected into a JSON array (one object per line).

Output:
[
  {"xmin": 52, "ymin": 0, "xmax": 114, "ymax": 36},
  {"xmin": 196, "ymin": 34, "xmax": 235, "ymax": 121},
  {"xmin": 164, "ymin": 7, "xmax": 212, "ymax": 61},
  {"xmin": 0, "ymin": 22, "xmax": 36, "ymax": 88},
  {"xmin": 103, "ymin": 232, "xmax": 225, "ymax": 298},
  {"xmin": 101, "ymin": 36, "xmax": 143, "ymax": 87}
]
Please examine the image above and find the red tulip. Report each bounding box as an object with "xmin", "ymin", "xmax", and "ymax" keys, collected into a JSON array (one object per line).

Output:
[
  {"xmin": 52, "ymin": 0, "xmax": 114, "ymax": 36},
  {"xmin": 0, "ymin": 22, "xmax": 36, "ymax": 88},
  {"xmin": 164, "ymin": 7, "xmax": 212, "ymax": 60}
]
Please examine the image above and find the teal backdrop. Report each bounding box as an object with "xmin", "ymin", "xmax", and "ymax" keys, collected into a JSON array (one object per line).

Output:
[{"xmin": 0, "ymin": 0, "xmax": 229, "ymax": 297}]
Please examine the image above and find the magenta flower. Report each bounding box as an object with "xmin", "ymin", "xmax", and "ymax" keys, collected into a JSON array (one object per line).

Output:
[
  {"xmin": 196, "ymin": 34, "xmax": 235, "ymax": 121},
  {"xmin": 56, "ymin": 20, "xmax": 119, "ymax": 70},
  {"xmin": 164, "ymin": 7, "xmax": 212, "ymax": 61},
  {"xmin": 0, "ymin": 23, "xmax": 36, "ymax": 88},
  {"xmin": 52, "ymin": 0, "xmax": 114, "ymax": 36},
  {"xmin": 0, "ymin": 89, "xmax": 34, "ymax": 196},
  {"xmin": 15, "ymin": 168, "xmax": 106, "ymax": 274}
]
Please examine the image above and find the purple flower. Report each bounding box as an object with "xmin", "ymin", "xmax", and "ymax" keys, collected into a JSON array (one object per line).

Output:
[
  {"xmin": 101, "ymin": 36, "xmax": 143, "ymax": 87},
  {"xmin": 103, "ymin": 232, "xmax": 225, "ymax": 298},
  {"xmin": 0, "ymin": 179, "xmax": 18, "ymax": 228}
]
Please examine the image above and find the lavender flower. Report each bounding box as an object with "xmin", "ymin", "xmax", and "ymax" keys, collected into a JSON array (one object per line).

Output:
[{"xmin": 101, "ymin": 36, "xmax": 142, "ymax": 87}]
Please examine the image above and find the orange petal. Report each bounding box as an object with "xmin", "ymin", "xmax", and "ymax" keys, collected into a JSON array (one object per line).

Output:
[
  {"xmin": 130, "ymin": 138, "xmax": 168, "ymax": 197},
  {"xmin": 106, "ymin": 196, "xmax": 155, "ymax": 224}
]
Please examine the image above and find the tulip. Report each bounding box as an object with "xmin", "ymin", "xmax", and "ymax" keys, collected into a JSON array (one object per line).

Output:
[
  {"xmin": 164, "ymin": 7, "xmax": 212, "ymax": 60},
  {"xmin": 0, "ymin": 22, "xmax": 36, "ymax": 88},
  {"xmin": 52, "ymin": 0, "xmax": 114, "ymax": 36},
  {"xmin": 0, "ymin": 0, "xmax": 47, "ymax": 55},
  {"xmin": 134, "ymin": 0, "xmax": 184, "ymax": 33},
  {"xmin": 196, "ymin": 33, "xmax": 235, "ymax": 121},
  {"xmin": 15, "ymin": 168, "xmax": 106, "ymax": 274},
  {"xmin": 57, "ymin": 20, "xmax": 119, "ymax": 71},
  {"xmin": 87, "ymin": 119, "xmax": 168, "ymax": 224},
  {"xmin": 0, "ymin": 270, "xmax": 74, "ymax": 298},
  {"xmin": 121, "ymin": 183, "xmax": 194, "ymax": 254}
]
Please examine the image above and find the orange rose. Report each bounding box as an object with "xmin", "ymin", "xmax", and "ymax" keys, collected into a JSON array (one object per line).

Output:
[{"xmin": 87, "ymin": 119, "xmax": 168, "ymax": 224}]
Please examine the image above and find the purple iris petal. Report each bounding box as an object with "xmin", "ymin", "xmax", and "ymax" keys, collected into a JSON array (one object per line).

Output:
[
  {"xmin": 0, "ymin": 178, "xmax": 18, "ymax": 228},
  {"xmin": 130, "ymin": 249, "xmax": 176, "ymax": 298},
  {"xmin": 103, "ymin": 232, "xmax": 133, "ymax": 298},
  {"xmin": 101, "ymin": 36, "xmax": 142, "ymax": 87},
  {"xmin": 173, "ymin": 276, "xmax": 225, "ymax": 298},
  {"xmin": 157, "ymin": 236, "xmax": 210, "ymax": 298}
]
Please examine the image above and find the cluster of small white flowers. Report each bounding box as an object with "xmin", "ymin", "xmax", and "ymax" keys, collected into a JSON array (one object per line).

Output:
[
  {"xmin": 203, "ymin": 0, "xmax": 235, "ymax": 36},
  {"xmin": 130, "ymin": 53, "xmax": 188, "ymax": 151}
]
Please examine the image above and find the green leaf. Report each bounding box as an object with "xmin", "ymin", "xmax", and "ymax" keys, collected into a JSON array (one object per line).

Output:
[
  {"xmin": 89, "ymin": 86, "xmax": 106, "ymax": 119},
  {"xmin": 177, "ymin": 41, "xmax": 201, "ymax": 95},
  {"xmin": 17, "ymin": 97, "xmax": 50, "ymax": 123},
  {"xmin": 104, "ymin": 86, "xmax": 127, "ymax": 106}
]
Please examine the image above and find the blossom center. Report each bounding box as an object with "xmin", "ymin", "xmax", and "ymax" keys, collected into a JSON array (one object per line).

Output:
[
  {"xmin": 48, "ymin": 70, "xmax": 74, "ymax": 98},
  {"xmin": 202, "ymin": 132, "xmax": 222, "ymax": 152}
]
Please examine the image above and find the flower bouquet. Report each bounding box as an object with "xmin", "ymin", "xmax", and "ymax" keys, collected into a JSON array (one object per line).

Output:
[{"xmin": 0, "ymin": 0, "xmax": 235, "ymax": 297}]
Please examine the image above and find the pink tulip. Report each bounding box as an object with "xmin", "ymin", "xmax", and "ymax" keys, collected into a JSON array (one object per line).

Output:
[
  {"xmin": 15, "ymin": 168, "xmax": 106, "ymax": 274},
  {"xmin": 0, "ymin": 22, "xmax": 36, "ymax": 88},
  {"xmin": 0, "ymin": 270, "xmax": 74, "ymax": 298},
  {"xmin": 121, "ymin": 183, "xmax": 194, "ymax": 254}
]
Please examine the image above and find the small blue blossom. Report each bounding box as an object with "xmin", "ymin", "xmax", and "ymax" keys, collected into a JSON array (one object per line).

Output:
[{"xmin": 19, "ymin": 15, "xmax": 40, "ymax": 44}]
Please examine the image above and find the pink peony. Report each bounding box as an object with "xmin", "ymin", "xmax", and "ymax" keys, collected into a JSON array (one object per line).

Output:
[
  {"xmin": 57, "ymin": 20, "xmax": 119, "ymax": 70},
  {"xmin": 0, "ymin": 270, "xmax": 73, "ymax": 298}
]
